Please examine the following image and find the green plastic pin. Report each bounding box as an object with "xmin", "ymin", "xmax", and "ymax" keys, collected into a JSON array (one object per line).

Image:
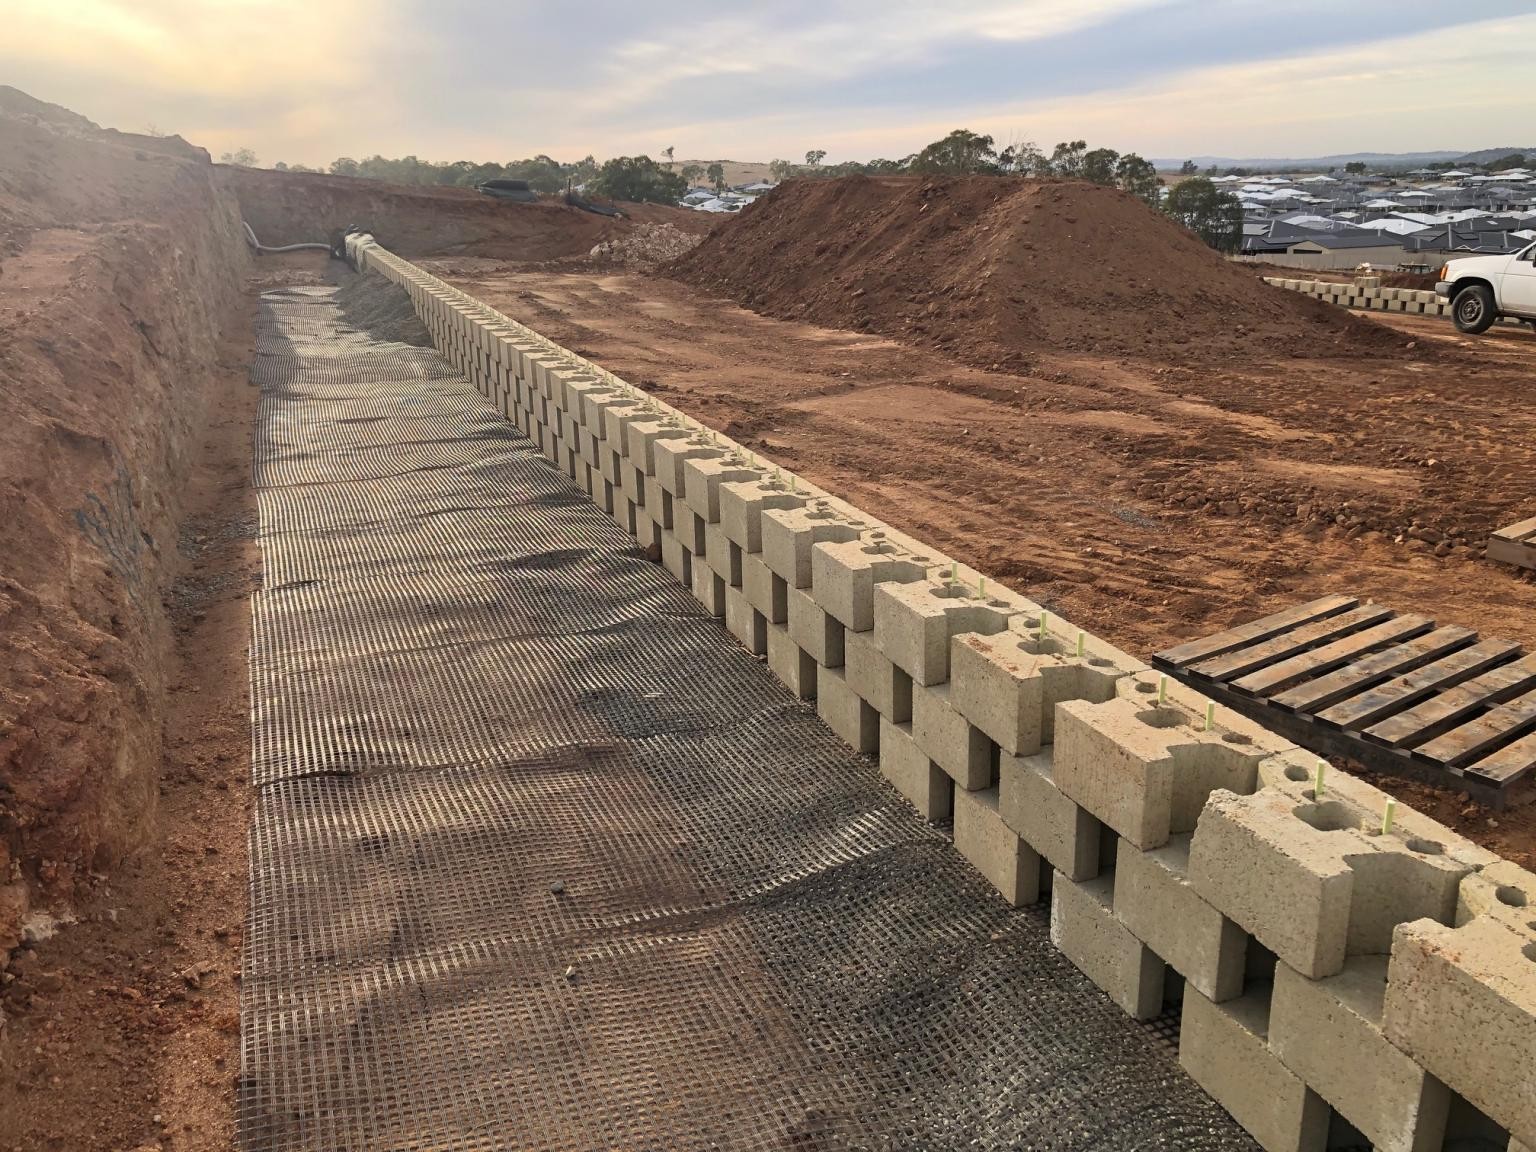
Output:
[
  {"xmin": 1038, "ymin": 611, "xmax": 1048, "ymax": 641},
  {"xmin": 1077, "ymin": 630, "xmax": 1085, "ymax": 658},
  {"xmin": 1315, "ymin": 760, "xmax": 1327, "ymax": 797},
  {"xmin": 1204, "ymin": 701, "xmax": 1215, "ymax": 732},
  {"xmin": 1158, "ymin": 675, "xmax": 1167, "ymax": 705},
  {"xmin": 1381, "ymin": 798, "xmax": 1396, "ymax": 835}
]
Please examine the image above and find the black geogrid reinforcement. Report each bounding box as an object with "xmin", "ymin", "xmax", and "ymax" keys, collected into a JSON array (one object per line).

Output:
[{"xmin": 242, "ymin": 282, "xmax": 1258, "ymax": 1151}]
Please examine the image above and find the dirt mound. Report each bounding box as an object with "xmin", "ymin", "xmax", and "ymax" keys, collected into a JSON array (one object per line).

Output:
[
  {"xmin": 0, "ymin": 105, "xmax": 248, "ymax": 955},
  {"xmin": 589, "ymin": 222, "xmax": 703, "ymax": 269},
  {"xmin": 669, "ymin": 175, "xmax": 1407, "ymax": 368},
  {"xmin": 335, "ymin": 267, "xmax": 432, "ymax": 345},
  {"xmin": 223, "ymin": 165, "xmax": 712, "ymax": 261},
  {"xmin": 0, "ymin": 83, "xmax": 210, "ymax": 164}
]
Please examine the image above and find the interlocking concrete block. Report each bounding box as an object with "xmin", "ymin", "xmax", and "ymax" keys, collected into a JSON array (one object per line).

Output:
[
  {"xmin": 873, "ymin": 579, "xmax": 1020, "ymax": 687},
  {"xmin": 1050, "ymin": 874, "xmax": 1164, "ymax": 1019},
  {"xmin": 812, "ymin": 534, "xmax": 933, "ymax": 632},
  {"xmin": 702, "ymin": 522, "xmax": 740, "ymax": 587},
  {"xmin": 1180, "ymin": 987, "xmax": 1330, "ymax": 1152},
  {"xmin": 724, "ymin": 586, "xmax": 765, "ymax": 655},
  {"xmin": 678, "ymin": 507, "xmax": 707, "ymax": 558},
  {"xmin": 998, "ymin": 750, "xmax": 1102, "ymax": 882},
  {"xmin": 950, "ymin": 620, "xmax": 1140, "ymax": 755},
  {"xmin": 652, "ymin": 435, "xmax": 720, "ymax": 497},
  {"xmin": 1054, "ymin": 675, "xmax": 1279, "ymax": 850},
  {"xmin": 635, "ymin": 513, "xmax": 661, "ymax": 558},
  {"xmin": 912, "ymin": 681, "xmax": 992, "ymax": 789},
  {"xmin": 1270, "ymin": 957, "xmax": 1450, "ymax": 1152},
  {"xmin": 718, "ymin": 478, "xmax": 806, "ymax": 554},
  {"xmin": 1115, "ymin": 835, "xmax": 1247, "ymax": 1002},
  {"xmin": 846, "ymin": 628, "xmax": 912, "ymax": 724},
  {"xmin": 761, "ymin": 503, "xmax": 864, "ymax": 589},
  {"xmin": 659, "ymin": 528, "xmax": 691, "ymax": 588},
  {"xmin": 690, "ymin": 555, "xmax": 727, "ymax": 619},
  {"xmin": 818, "ymin": 666, "xmax": 878, "ymax": 754},
  {"xmin": 1190, "ymin": 759, "xmax": 1492, "ymax": 980},
  {"xmin": 765, "ymin": 623, "xmax": 817, "ymax": 699},
  {"xmin": 625, "ymin": 418, "xmax": 691, "ymax": 480},
  {"xmin": 787, "ymin": 585, "xmax": 844, "ymax": 667},
  {"xmin": 683, "ymin": 454, "xmax": 763, "ymax": 524},
  {"xmin": 741, "ymin": 552, "xmax": 785, "ymax": 623},
  {"xmin": 877, "ymin": 717, "xmax": 952, "ymax": 822},
  {"xmin": 955, "ymin": 786, "xmax": 1042, "ymax": 906},
  {"xmin": 1383, "ymin": 862, "xmax": 1536, "ymax": 1147}
]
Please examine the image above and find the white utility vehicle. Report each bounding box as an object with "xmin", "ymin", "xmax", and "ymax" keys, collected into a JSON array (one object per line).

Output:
[{"xmin": 1436, "ymin": 241, "xmax": 1536, "ymax": 333}]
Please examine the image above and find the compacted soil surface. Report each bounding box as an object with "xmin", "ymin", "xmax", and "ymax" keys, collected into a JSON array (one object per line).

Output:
[{"xmin": 433, "ymin": 259, "xmax": 1536, "ymax": 864}]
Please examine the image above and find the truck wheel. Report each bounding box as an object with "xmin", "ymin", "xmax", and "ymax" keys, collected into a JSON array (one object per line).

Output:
[{"xmin": 1451, "ymin": 284, "xmax": 1496, "ymax": 334}]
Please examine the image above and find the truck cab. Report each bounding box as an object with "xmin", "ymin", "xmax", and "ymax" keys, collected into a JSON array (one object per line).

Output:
[{"xmin": 1436, "ymin": 242, "xmax": 1536, "ymax": 333}]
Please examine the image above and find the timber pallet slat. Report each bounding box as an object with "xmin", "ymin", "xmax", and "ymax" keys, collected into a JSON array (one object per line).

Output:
[
  {"xmin": 1488, "ymin": 515, "xmax": 1536, "ymax": 573},
  {"xmin": 1154, "ymin": 598, "xmax": 1536, "ymax": 805}
]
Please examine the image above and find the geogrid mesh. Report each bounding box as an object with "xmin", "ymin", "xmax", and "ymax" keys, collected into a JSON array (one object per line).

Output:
[{"xmin": 242, "ymin": 284, "xmax": 1257, "ymax": 1151}]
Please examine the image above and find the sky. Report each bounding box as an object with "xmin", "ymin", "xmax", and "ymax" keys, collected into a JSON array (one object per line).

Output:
[{"xmin": 3, "ymin": 1, "xmax": 1535, "ymax": 168}]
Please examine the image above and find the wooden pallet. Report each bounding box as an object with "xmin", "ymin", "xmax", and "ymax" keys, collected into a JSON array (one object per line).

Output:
[
  {"xmin": 1153, "ymin": 595, "xmax": 1536, "ymax": 806},
  {"xmin": 1489, "ymin": 516, "xmax": 1536, "ymax": 572}
]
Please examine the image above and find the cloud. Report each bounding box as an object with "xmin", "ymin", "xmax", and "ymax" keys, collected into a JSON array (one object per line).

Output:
[{"xmin": 1, "ymin": 1, "xmax": 1533, "ymax": 166}]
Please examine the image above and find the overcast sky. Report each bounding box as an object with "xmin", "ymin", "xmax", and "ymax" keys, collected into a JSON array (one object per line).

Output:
[{"xmin": 5, "ymin": 1, "xmax": 1534, "ymax": 167}]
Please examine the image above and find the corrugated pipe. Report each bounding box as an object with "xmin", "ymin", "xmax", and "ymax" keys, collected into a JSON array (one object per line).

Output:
[{"xmin": 243, "ymin": 221, "xmax": 332, "ymax": 254}]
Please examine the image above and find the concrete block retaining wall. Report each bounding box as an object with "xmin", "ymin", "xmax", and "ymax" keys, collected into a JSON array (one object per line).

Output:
[
  {"xmin": 1264, "ymin": 276, "xmax": 1450, "ymax": 318},
  {"xmin": 349, "ymin": 235, "xmax": 1536, "ymax": 1152}
]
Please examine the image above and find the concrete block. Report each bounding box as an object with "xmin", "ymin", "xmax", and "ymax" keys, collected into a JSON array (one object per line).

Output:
[
  {"xmin": 1115, "ymin": 835, "xmax": 1248, "ymax": 1002},
  {"xmin": 846, "ymin": 628, "xmax": 912, "ymax": 724},
  {"xmin": 912, "ymin": 681, "xmax": 992, "ymax": 789},
  {"xmin": 1271, "ymin": 957, "xmax": 1450, "ymax": 1152},
  {"xmin": 1190, "ymin": 758, "xmax": 1493, "ymax": 979},
  {"xmin": 624, "ymin": 418, "xmax": 689, "ymax": 477},
  {"xmin": 1050, "ymin": 874, "xmax": 1164, "ymax": 1019},
  {"xmin": 787, "ymin": 585, "xmax": 845, "ymax": 667},
  {"xmin": 950, "ymin": 621, "xmax": 1139, "ymax": 755},
  {"xmin": 955, "ymin": 786, "xmax": 1042, "ymax": 906},
  {"xmin": 741, "ymin": 553, "xmax": 785, "ymax": 623},
  {"xmin": 635, "ymin": 513, "xmax": 661, "ymax": 558},
  {"xmin": 659, "ymin": 528, "xmax": 691, "ymax": 588},
  {"xmin": 1180, "ymin": 987, "xmax": 1329, "ymax": 1152},
  {"xmin": 683, "ymin": 453, "xmax": 763, "ymax": 524},
  {"xmin": 718, "ymin": 478, "xmax": 806, "ymax": 554},
  {"xmin": 873, "ymin": 578, "xmax": 1020, "ymax": 686},
  {"xmin": 690, "ymin": 555, "xmax": 727, "ymax": 619},
  {"xmin": 643, "ymin": 476, "xmax": 672, "ymax": 529},
  {"xmin": 1383, "ymin": 861, "xmax": 1536, "ymax": 1147},
  {"xmin": 877, "ymin": 717, "xmax": 952, "ymax": 822},
  {"xmin": 761, "ymin": 503, "xmax": 864, "ymax": 588},
  {"xmin": 1053, "ymin": 675, "xmax": 1278, "ymax": 850},
  {"xmin": 818, "ymin": 666, "xmax": 878, "ymax": 755},
  {"xmin": 812, "ymin": 534, "xmax": 933, "ymax": 632},
  {"xmin": 724, "ymin": 586, "xmax": 765, "ymax": 656},
  {"xmin": 998, "ymin": 749, "xmax": 1102, "ymax": 882},
  {"xmin": 652, "ymin": 434, "xmax": 720, "ymax": 496},
  {"xmin": 766, "ymin": 623, "xmax": 816, "ymax": 699}
]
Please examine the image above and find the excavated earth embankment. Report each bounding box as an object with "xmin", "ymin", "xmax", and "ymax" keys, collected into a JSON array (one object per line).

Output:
[
  {"xmin": 669, "ymin": 174, "xmax": 1409, "ymax": 369},
  {"xmin": 0, "ymin": 100, "xmax": 249, "ymax": 955},
  {"xmin": 222, "ymin": 164, "xmax": 713, "ymax": 261}
]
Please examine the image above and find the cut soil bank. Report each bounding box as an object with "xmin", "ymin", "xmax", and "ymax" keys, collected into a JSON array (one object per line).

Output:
[
  {"xmin": 669, "ymin": 175, "xmax": 1409, "ymax": 369},
  {"xmin": 0, "ymin": 103, "xmax": 252, "ymax": 963},
  {"xmin": 223, "ymin": 165, "xmax": 713, "ymax": 261}
]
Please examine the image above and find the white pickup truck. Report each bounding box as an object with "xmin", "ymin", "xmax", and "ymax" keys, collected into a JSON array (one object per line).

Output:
[{"xmin": 1436, "ymin": 241, "xmax": 1536, "ymax": 333}]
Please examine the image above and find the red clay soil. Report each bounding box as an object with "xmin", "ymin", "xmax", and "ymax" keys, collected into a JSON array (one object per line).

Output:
[
  {"xmin": 223, "ymin": 165, "xmax": 712, "ymax": 260},
  {"xmin": 669, "ymin": 175, "xmax": 1409, "ymax": 369},
  {"xmin": 443, "ymin": 264, "xmax": 1536, "ymax": 865}
]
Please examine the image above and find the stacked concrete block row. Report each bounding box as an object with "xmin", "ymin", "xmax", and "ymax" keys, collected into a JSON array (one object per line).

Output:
[
  {"xmin": 1263, "ymin": 276, "xmax": 1451, "ymax": 318},
  {"xmin": 347, "ymin": 235, "xmax": 1536, "ymax": 1152}
]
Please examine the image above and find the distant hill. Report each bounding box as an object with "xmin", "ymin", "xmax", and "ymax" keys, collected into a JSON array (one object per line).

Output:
[{"xmin": 1150, "ymin": 147, "xmax": 1534, "ymax": 171}]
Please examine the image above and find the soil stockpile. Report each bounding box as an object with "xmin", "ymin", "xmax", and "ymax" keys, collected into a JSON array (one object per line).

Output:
[
  {"xmin": 0, "ymin": 98, "xmax": 249, "ymax": 955},
  {"xmin": 335, "ymin": 266, "xmax": 433, "ymax": 345},
  {"xmin": 224, "ymin": 165, "xmax": 712, "ymax": 261},
  {"xmin": 669, "ymin": 175, "xmax": 1405, "ymax": 368}
]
